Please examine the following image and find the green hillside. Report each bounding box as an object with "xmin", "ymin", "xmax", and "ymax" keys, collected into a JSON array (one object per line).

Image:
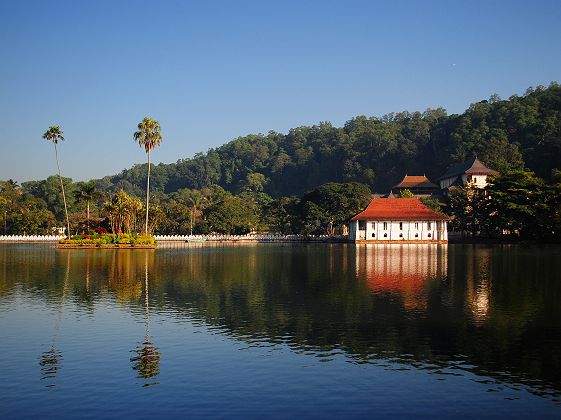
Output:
[{"xmin": 97, "ymin": 83, "xmax": 561, "ymax": 196}]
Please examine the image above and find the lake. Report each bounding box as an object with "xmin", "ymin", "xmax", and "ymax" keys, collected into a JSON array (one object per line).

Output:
[{"xmin": 1, "ymin": 243, "xmax": 560, "ymax": 418}]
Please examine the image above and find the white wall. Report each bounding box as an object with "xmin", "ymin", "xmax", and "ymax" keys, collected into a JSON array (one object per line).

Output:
[
  {"xmin": 360, "ymin": 220, "xmax": 447, "ymax": 241},
  {"xmin": 440, "ymin": 174, "xmax": 489, "ymax": 189}
]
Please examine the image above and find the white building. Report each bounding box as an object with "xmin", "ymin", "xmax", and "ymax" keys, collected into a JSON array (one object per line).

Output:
[
  {"xmin": 438, "ymin": 157, "xmax": 498, "ymax": 190},
  {"xmin": 349, "ymin": 198, "xmax": 449, "ymax": 243}
]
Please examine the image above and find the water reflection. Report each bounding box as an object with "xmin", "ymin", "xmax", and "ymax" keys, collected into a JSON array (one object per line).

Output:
[
  {"xmin": 1, "ymin": 243, "xmax": 560, "ymax": 401},
  {"xmin": 39, "ymin": 251, "xmax": 70, "ymax": 386},
  {"xmin": 356, "ymin": 245, "xmax": 447, "ymax": 311},
  {"xmin": 130, "ymin": 252, "xmax": 161, "ymax": 386}
]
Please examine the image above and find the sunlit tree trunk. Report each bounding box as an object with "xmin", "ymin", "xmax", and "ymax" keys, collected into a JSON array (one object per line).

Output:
[
  {"xmin": 145, "ymin": 150, "xmax": 151, "ymax": 235},
  {"xmin": 54, "ymin": 143, "xmax": 71, "ymax": 238}
]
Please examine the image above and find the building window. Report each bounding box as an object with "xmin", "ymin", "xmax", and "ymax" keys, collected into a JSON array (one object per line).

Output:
[
  {"xmin": 428, "ymin": 233, "xmax": 432, "ymax": 238},
  {"xmin": 371, "ymin": 222, "xmax": 376, "ymax": 230},
  {"xmin": 358, "ymin": 221, "xmax": 366, "ymax": 231},
  {"xmin": 428, "ymin": 222, "xmax": 432, "ymax": 230},
  {"xmin": 415, "ymin": 233, "xmax": 418, "ymax": 238},
  {"xmin": 383, "ymin": 222, "xmax": 387, "ymax": 230},
  {"xmin": 399, "ymin": 222, "xmax": 403, "ymax": 230},
  {"xmin": 414, "ymin": 222, "xmax": 418, "ymax": 229},
  {"xmin": 383, "ymin": 233, "xmax": 387, "ymax": 238},
  {"xmin": 371, "ymin": 233, "xmax": 375, "ymax": 238},
  {"xmin": 473, "ymin": 177, "xmax": 478, "ymax": 183},
  {"xmin": 399, "ymin": 233, "xmax": 403, "ymax": 238}
]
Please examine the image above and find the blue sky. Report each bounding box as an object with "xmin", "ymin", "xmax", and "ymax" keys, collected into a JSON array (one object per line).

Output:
[{"xmin": 1, "ymin": 0, "xmax": 560, "ymax": 182}]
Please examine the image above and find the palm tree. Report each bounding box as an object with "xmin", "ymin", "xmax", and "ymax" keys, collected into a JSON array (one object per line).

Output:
[
  {"xmin": 75, "ymin": 181, "xmax": 102, "ymax": 232},
  {"xmin": 133, "ymin": 118, "xmax": 163, "ymax": 235},
  {"xmin": 43, "ymin": 126, "xmax": 71, "ymax": 238}
]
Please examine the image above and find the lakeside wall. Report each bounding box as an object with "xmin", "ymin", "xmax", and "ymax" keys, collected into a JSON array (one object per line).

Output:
[{"xmin": 0, "ymin": 234, "xmax": 328, "ymax": 243}]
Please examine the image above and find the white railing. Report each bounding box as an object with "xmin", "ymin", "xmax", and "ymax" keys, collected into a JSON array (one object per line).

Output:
[
  {"xmin": 154, "ymin": 234, "xmax": 329, "ymax": 242},
  {"xmin": 0, "ymin": 234, "xmax": 331, "ymax": 243},
  {"xmin": 0, "ymin": 235, "xmax": 65, "ymax": 242}
]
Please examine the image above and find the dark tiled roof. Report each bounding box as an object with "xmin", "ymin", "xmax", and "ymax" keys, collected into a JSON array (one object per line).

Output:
[
  {"xmin": 438, "ymin": 158, "xmax": 498, "ymax": 180},
  {"xmin": 393, "ymin": 175, "xmax": 439, "ymax": 189},
  {"xmin": 351, "ymin": 198, "xmax": 449, "ymax": 221}
]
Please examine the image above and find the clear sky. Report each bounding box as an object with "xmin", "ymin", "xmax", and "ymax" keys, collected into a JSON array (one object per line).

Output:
[{"xmin": 1, "ymin": 0, "xmax": 560, "ymax": 182}]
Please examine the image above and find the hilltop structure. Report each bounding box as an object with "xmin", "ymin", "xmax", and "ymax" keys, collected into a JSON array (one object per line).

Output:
[
  {"xmin": 349, "ymin": 198, "xmax": 449, "ymax": 243},
  {"xmin": 438, "ymin": 157, "xmax": 498, "ymax": 191}
]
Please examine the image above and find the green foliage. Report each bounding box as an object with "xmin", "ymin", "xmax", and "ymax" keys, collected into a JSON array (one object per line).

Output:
[
  {"xmin": 87, "ymin": 84, "xmax": 561, "ymax": 198},
  {"xmin": 449, "ymin": 187, "xmax": 491, "ymax": 237},
  {"xmin": 22, "ymin": 176, "xmax": 75, "ymax": 222},
  {"xmin": 448, "ymin": 170, "xmax": 561, "ymax": 241},
  {"xmin": 399, "ymin": 189, "xmax": 415, "ymax": 198},
  {"xmin": 103, "ymin": 190, "xmax": 144, "ymax": 234},
  {"xmin": 59, "ymin": 233, "xmax": 155, "ymax": 246},
  {"xmin": 298, "ymin": 182, "xmax": 372, "ymax": 235},
  {"xmin": 0, "ymin": 180, "xmax": 56, "ymax": 235},
  {"xmin": 420, "ymin": 196, "xmax": 442, "ymax": 213},
  {"xmin": 205, "ymin": 193, "xmax": 259, "ymax": 234},
  {"xmin": 486, "ymin": 170, "xmax": 548, "ymax": 239}
]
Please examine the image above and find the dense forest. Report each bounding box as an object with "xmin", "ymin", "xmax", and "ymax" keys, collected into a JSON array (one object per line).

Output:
[
  {"xmin": 1, "ymin": 83, "xmax": 560, "ymax": 236},
  {"xmin": 96, "ymin": 83, "xmax": 560, "ymax": 197}
]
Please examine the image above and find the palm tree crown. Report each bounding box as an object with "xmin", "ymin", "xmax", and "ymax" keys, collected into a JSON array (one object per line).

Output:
[
  {"xmin": 133, "ymin": 118, "xmax": 162, "ymax": 153},
  {"xmin": 42, "ymin": 126, "xmax": 64, "ymax": 144}
]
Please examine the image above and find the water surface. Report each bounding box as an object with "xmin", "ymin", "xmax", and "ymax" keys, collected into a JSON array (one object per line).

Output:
[{"xmin": 1, "ymin": 243, "xmax": 560, "ymax": 418}]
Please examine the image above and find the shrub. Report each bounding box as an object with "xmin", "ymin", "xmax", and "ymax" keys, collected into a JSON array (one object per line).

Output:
[{"xmin": 59, "ymin": 233, "xmax": 155, "ymax": 246}]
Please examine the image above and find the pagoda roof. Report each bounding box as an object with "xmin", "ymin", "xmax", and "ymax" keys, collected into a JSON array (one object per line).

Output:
[
  {"xmin": 438, "ymin": 157, "xmax": 498, "ymax": 180},
  {"xmin": 393, "ymin": 175, "xmax": 439, "ymax": 190},
  {"xmin": 351, "ymin": 198, "xmax": 449, "ymax": 221}
]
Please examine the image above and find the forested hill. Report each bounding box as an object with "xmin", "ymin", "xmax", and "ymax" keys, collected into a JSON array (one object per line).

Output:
[{"xmin": 96, "ymin": 83, "xmax": 561, "ymax": 197}]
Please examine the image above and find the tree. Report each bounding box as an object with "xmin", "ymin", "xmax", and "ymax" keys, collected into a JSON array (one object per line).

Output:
[
  {"xmin": 103, "ymin": 190, "xmax": 143, "ymax": 234},
  {"xmin": 448, "ymin": 187, "xmax": 491, "ymax": 237},
  {"xmin": 486, "ymin": 171, "xmax": 547, "ymax": 239},
  {"xmin": 74, "ymin": 181, "xmax": 102, "ymax": 231},
  {"xmin": 420, "ymin": 196, "xmax": 442, "ymax": 213},
  {"xmin": 298, "ymin": 182, "xmax": 372, "ymax": 236},
  {"xmin": 399, "ymin": 189, "xmax": 415, "ymax": 198},
  {"xmin": 42, "ymin": 126, "xmax": 71, "ymax": 237},
  {"xmin": 133, "ymin": 117, "xmax": 163, "ymax": 234}
]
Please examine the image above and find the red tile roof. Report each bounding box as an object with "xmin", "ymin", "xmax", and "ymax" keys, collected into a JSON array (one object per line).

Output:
[
  {"xmin": 393, "ymin": 175, "xmax": 439, "ymax": 189},
  {"xmin": 351, "ymin": 198, "xmax": 449, "ymax": 221}
]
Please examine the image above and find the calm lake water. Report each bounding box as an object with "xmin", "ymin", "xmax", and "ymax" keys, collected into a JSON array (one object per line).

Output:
[{"xmin": 1, "ymin": 243, "xmax": 561, "ymax": 418}]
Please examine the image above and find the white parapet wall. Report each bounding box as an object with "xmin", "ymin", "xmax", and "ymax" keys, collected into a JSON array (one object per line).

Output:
[
  {"xmin": 154, "ymin": 234, "xmax": 327, "ymax": 242},
  {"xmin": 0, "ymin": 234, "xmax": 329, "ymax": 243},
  {"xmin": 0, "ymin": 235, "xmax": 65, "ymax": 242}
]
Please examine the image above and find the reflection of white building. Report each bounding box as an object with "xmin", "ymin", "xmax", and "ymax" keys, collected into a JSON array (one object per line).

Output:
[
  {"xmin": 349, "ymin": 198, "xmax": 449, "ymax": 243},
  {"xmin": 355, "ymin": 244, "xmax": 448, "ymax": 310},
  {"xmin": 438, "ymin": 157, "xmax": 498, "ymax": 190}
]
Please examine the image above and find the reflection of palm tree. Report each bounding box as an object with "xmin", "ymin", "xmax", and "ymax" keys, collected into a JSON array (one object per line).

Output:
[
  {"xmin": 39, "ymin": 251, "xmax": 70, "ymax": 386},
  {"xmin": 130, "ymin": 251, "xmax": 160, "ymax": 386}
]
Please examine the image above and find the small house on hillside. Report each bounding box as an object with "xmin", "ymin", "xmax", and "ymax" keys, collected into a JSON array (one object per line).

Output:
[
  {"xmin": 438, "ymin": 157, "xmax": 498, "ymax": 191},
  {"xmin": 392, "ymin": 175, "xmax": 439, "ymax": 195},
  {"xmin": 349, "ymin": 198, "xmax": 449, "ymax": 243}
]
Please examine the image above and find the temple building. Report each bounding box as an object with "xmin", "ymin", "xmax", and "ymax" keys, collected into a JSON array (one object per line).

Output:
[
  {"xmin": 438, "ymin": 157, "xmax": 498, "ymax": 191},
  {"xmin": 349, "ymin": 198, "xmax": 449, "ymax": 243},
  {"xmin": 392, "ymin": 175, "xmax": 439, "ymax": 196}
]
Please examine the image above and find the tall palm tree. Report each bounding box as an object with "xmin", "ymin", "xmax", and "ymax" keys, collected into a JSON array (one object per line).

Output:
[
  {"xmin": 133, "ymin": 117, "xmax": 163, "ymax": 235},
  {"xmin": 75, "ymin": 181, "xmax": 102, "ymax": 232},
  {"xmin": 43, "ymin": 126, "xmax": 71, "ymax": 238}
]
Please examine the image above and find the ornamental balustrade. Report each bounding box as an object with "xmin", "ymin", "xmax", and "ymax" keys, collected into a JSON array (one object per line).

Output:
[
  {"xmin": 0, "ymin": 235, "xmax": 65, "ymax": 242},
  {"xmin": 0, "ymin": 234, "xmax": 328, "ymax": 242}
]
